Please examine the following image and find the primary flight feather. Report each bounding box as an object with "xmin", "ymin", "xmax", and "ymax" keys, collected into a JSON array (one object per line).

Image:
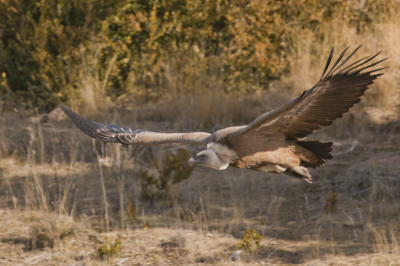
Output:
[{"xmin": 60, "ymin": 46, "xmax": 386, "ymax": 182}]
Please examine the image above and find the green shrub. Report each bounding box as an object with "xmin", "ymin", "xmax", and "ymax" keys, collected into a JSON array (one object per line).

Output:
[
  {"xmin": 237, "ymin": 228, "xmax": 264, "ymax": 253},
  {"xmin": 0, "ymin": 0, "xmax": 396, "ymax": 109},
  {"xmin": 140, "ymin": 149, "xmax": 193, "ymax": 201},
  {"xmin": 95, "ymin": 235, "xmax": 122, "ymax": 260}
]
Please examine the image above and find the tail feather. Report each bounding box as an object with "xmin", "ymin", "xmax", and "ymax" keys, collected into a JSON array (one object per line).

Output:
[{"xmin": 296, "ymin": 141, "xmax": 333, "ymax": 168}]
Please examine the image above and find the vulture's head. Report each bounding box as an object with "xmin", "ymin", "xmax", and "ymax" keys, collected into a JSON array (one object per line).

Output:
[{"xmin": 188, "ymin": 150, "xmax": 228, "ymax": 170}]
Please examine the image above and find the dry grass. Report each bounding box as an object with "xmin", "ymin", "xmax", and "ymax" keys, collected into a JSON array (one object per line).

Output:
[
  {"xmin": 1, "ymin": 11, "xmax": 400, "ymax": 266},
  {"xmin": 286, "ymin": 15, "xmax": 400, "ymax": 125},
  {"xmin": 2, "ymin": 94, "xmax": 400, "ymax": 265},
  {"xmin": 1, "ymin": 209, "xmax": 400, "ymax": 265}
]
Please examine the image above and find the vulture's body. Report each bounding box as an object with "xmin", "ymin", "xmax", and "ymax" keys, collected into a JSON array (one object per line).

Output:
[{"xmin": 60, "ymin": 46, "xmax": 386, "ymax": 182}]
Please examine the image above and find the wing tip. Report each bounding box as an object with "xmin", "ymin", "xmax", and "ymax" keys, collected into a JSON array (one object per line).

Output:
[
  {"xmin": 59, "ymin": 104, "xmax": 77, "ymax": 120},
  {"xmin": 59, "ymin": 104, "xmax": 139, "ymax": 144},
  {"xmin": 59, "ymin": 103, "xmax": 69, "ymax": 112},
  {"xmin": 320, "ymin": 47, "xmax": 335, "ymax": 81}
]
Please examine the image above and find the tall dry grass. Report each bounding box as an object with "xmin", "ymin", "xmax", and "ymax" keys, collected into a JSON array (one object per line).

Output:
[{"xmin": 286, "ymin": 15, "xmax": 400, "ymax": 124}]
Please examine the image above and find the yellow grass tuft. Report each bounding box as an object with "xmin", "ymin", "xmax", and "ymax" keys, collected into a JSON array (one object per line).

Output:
[
  {"xmin": 95, "ymin": 235, "xmax": 122, "ymax": 260},
  {"xmin": 236, "ymin": 229, "xmax": 264, "ymax": 254}
]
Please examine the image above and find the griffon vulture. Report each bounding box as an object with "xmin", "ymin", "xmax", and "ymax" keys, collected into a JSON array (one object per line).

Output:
[{"xmin": 60, "ymin": 46, "xmax": 386, "ymax": 182}]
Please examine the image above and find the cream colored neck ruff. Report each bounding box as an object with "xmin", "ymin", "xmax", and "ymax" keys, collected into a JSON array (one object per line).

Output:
[{"xmin": 207, "ymin": 142, "xmax": 238, "ymax": 162}]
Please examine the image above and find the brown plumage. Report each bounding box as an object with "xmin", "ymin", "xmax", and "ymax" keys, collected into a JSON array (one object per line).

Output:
[{"xmin": 60, "ymin": 46, "xmax": 386, "ymax": 182}]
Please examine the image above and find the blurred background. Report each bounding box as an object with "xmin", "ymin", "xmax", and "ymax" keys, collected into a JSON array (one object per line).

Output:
[{"xmin": 0, "ymin": 0, "xmax": 400, "ymax": 264}]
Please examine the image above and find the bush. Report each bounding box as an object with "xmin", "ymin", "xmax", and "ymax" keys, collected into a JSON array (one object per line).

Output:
[
  {"xmin": 0, "ymin": 0, "xmax": 396, "ymax": 109},
  {"xmin": 324, "ymin": 191, "xmax": 339, "ymax": 213},
  {"xmin": 236, "ymin": 228, "xmax": 264, "ymax": 253},
  {"xmin": 95, "ymin": 235, "xmax": 122, "ymax": 260},
  {"xmin": 140, "ymin": 149, "xmax": 193, "ymax": 201}
]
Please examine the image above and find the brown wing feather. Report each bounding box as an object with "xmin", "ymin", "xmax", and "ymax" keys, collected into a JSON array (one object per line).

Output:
[{"xmin": 228, "ymin": 46, "xmax": 386, "ymax": 141}]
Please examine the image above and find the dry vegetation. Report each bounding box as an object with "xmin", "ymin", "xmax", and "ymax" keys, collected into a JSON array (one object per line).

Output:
[{"xmin": 1, "ymin": 1, "xmax": 400, "ymax": 266}]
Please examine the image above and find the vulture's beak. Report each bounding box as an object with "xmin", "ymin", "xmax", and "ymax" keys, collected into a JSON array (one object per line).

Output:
[{"xmin": 188, "ymin": 157, "xmax": 196, "ymax": 166}]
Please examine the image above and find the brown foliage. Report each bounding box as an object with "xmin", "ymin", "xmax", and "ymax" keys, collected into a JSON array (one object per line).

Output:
[{"xmin": 324, "ymin": 191, "xmax": 339, "ymax": 213}]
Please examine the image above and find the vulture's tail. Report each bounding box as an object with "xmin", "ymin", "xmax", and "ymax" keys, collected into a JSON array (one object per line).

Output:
[{"xmin": 296, "ymin": 141, "xmax": 333, "ymax": 168}]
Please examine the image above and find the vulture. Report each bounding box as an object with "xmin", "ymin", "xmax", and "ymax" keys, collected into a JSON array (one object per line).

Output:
[{"xmin": 60, "ymin": 46, "xmax": 386, "ymax": 182}]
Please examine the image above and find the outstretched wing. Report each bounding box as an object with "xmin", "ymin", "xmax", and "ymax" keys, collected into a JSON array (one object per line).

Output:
[
  {"xmin": 229, "ymin": 45, "xmax": 387, "ymax": 140},
  {"xmin": 60, "ymin": 104, "xmax": 211, "ymax": 145}
]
